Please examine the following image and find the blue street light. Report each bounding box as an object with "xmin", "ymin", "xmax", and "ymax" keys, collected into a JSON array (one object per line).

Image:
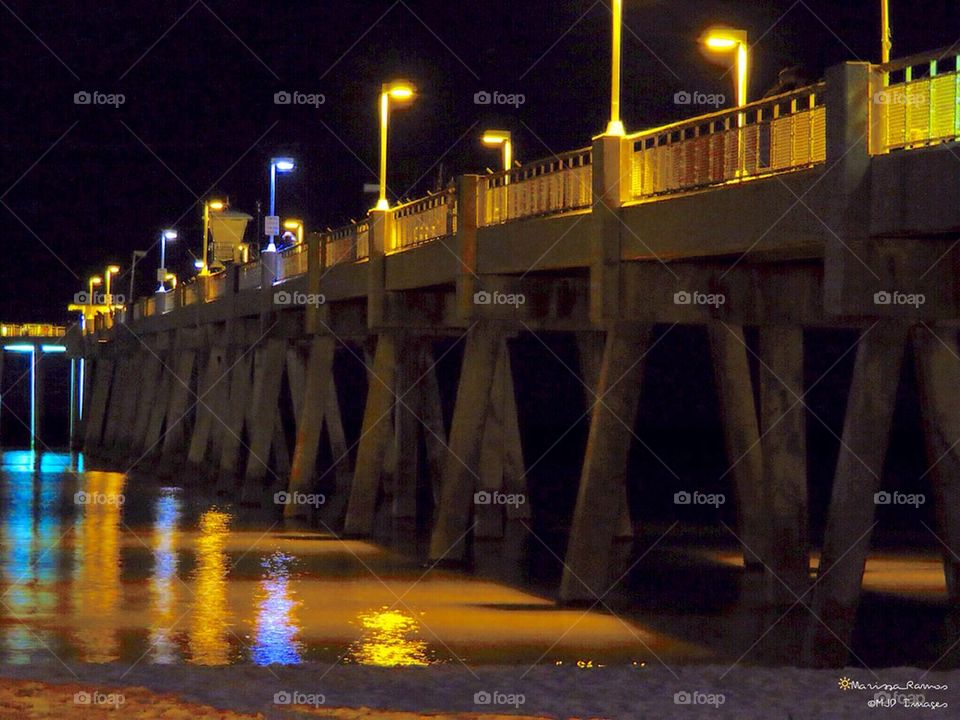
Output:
[
  {"xmin": 157, "ymin": 229, "xmax": 178, "ymax": 292},
  {"xmin": 267, "ymin": 157, "xmax": 296, "ymax": 253}
]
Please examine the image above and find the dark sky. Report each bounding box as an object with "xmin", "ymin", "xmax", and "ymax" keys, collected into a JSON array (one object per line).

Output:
[{"xmin": 1, "ymin": 0, "xmax": 958, "ymax": 321}]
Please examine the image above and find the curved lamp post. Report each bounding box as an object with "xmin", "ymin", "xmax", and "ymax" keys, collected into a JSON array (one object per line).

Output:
[
  {"xmin": 199, "ymin": 199, "xmax": 225, "ymax": 276},
  {"xmin": 157, "ymin": 229, "xmax": 177, "ymax": 292},
  {"xmin": 481, "ymin": 130, "xmax": 513, "ymax": 173},
  {"xmin": 376, "ymin": 80, "xmax": 416, "ymax": 211}
]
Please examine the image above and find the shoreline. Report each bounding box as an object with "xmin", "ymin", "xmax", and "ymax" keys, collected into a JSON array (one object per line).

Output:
[{"xmin": 0, "ymin": 661, "xmax": 956, "ymax": 719}]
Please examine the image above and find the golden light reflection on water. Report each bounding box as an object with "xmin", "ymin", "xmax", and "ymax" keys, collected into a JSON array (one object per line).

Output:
[
  {"xmin": 189, "ymin": 509, "xmax": 232, "ymax": 665},
  {"xmin": 347, "ymin": 608, "xmax": 432, "ymax": 667},
  {"xmin": 149, "ymin": 488, "xmax": 181, "ymax": 664},
  {"xmin": 251, "ymin": 551, "xmax": 302, "ymax": 665},
  {"xmin": 72, "ymin": 471, "xmax": 124, "ymax": 663}
]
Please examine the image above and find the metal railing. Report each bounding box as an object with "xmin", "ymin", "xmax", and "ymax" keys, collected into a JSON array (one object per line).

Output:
[
  {"xmin": 278, "ymin": 242, "xmax": 309, "ymax": 280},
  {"xmin": 391, "ymin": 187, "xmax": 457, "ymax": 251},
  {"xmin": 324, "ymin": 220, "xmax": 370, "ymax": 267},
  {"xmin": 875, "ymin": 50, "xmax": 960, "ymax": 152},
  {"xmin": 479, "ymin": 147, "xmax": 593, "ymax": 226},
  {"xmin": 0, "ymin": 323, "xmax": 66, "ymax": 338},
  {"xmin": 628, "ymin": 84, "xmax": 826, "ymax": 199}
]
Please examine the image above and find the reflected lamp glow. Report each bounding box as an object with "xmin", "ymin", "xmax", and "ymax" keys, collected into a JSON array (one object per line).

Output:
[
  {"xmin": 190, "ymin": 509, "xmax": 231, "ymax": 665},
  {"xmin": 251, "ymin": 551, "xmax": 302, "ymax": 666},
  {"xmin": 376, "ymin": 80, "xmax": 417, "ymax": 211}
]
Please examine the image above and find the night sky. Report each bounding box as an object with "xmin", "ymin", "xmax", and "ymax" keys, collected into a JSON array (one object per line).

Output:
[{"xmin": 1, "ymin": 0, "xmax": 958, "ymax": 321}]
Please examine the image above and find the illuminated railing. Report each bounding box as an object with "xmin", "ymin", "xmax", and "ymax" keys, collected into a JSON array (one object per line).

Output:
[
  {"xmin": 278, "ymin": 242, "xmax": 308, "ymax": 280},
  {"xmin": 159, "ymin": 291, "xmax": 177, "ymax": 314},
  {"xmin": 875, "ymin": 50, "xmax": 960, "ymax": 152},
  {"xmin": 0, "ymin": 323, "xmax": 66, "ymax": 338},
  {"xmin": 324, "ymin": 221, "xmax": 370, "ymax": 267},
  {"xmin": 628, "ymin": 84, "xmax": 826, "ymax": 200},
  {"xmin": 391, "ymin": 188, "xmax": 457, "ymax": 251},
  {"xmin": 145, "ymin": 297, "xmax": 156, "ymax": 317},
  {"xmin": 238, "ymin": 260, "xmax": 261, "ymax": 291},
  {"xmin": 478, "ymin": 147, "xmax": 592, "ymax": 226}
]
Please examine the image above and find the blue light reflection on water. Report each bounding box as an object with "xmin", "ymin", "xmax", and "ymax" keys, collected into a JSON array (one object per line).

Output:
[{"xmin": 251, "ymin": 551, "xmax": 302, "ymax": 666}]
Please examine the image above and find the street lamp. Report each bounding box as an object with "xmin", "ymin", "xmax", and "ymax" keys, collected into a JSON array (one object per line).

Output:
[
  {"xmin": 104, "ymin": 265, "xmax": 120, "ymax": 307},
  {"xmin": 606, "ymin": 0, "xmax": 625, "ymax": 136},
  {"xmin": 702, "ymin": 28, "xmax": 749, "ymax": 109},
  {"xmin": 376, "ymin": 80, "xmax": 417, "ymax": 211},
  {"xmin": 481, "ymin": 130, "xmax": 514, "ymax": 173},
  {"xmin": 880, "ymin": 0, "xmax": 892, "ymax": 63},
  {"xmin": 267, "ymin": 158, "xmax": 295, "ymax": 253},
  {"xmin": 199, "ymin": 199, "xmax": 226, "ymax": 276},
  {"xmin": 88, "ymin": 276, "xmax": 102, "ymax": 306},
  {"xmin": 157, "ymin": 229, "xmax": 177, "ymax": 292},
  {"xmin": 702, "ymin": 27, "xmax": 749, "ymax": 177}
]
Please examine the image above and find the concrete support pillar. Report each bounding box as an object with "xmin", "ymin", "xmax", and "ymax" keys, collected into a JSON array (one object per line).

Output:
[
  {"xmin": 429, "ymin": 325, "xmax": 503, "ymax": 561},
  {"xmin": 344, "ymin": 334, "xmax": 398, "ymax": 535},
  {"xmin": 129, "ymin": 355, "xmax": 162, "ymax": 457},
  {"xmin": 114, "ymin": 353, "xmax": 145, "ymax": 456},
  {"xmin": 455, "ymin": 175, "xmax": 480, "ymax": 322},
  {"xmin": 287, "ymin": 336, "xmax": 335, "ymax": 520},
  {"xmin": 803, "ymin": 323, "xmax": 907, "ymax": 667},
  {"xmin": 217, "ymin": 353, "xmax": 254, "ymax": 488},
  {"xmin": 913, "ymin": 327, "xmax": 960, "ymax": 603},
  {"xmin": 393, "ymin": 336, "xmax": 420, "ymax": 520},
  {"xmin": 707, "ymin": 323, "xmax": 767, "ymax": 568},
  {"xmin": 187, "ymin": 347, "xmax": 228, "ymax": 469},
  {"xmin": 577, "ymin": 331, "xmax": 632, "ymax": 539},
  {"xmin": 758, "ymin": 326, "xmax": 809, "ymax": 601},
  {"xmin": 560, "ymin": 324, "xmax": 650, "ymax": 603},
  {"xmin": 160, "ymin": 349, "xmax": 197, "ymax": 463},
  {"xmin": 83, "ymin": 357, "xmax": 114, "ymax": 453},
  {"xmin": 100, "ymin": 354, "xmax": 129, "ymax": 451},
  {"xmin": 418, "ymin": 343, "xmax": 447, "ymax": 510},
  {"xmin": 241, "ymin": 340, "xmax": 286, "ymax": 502}
]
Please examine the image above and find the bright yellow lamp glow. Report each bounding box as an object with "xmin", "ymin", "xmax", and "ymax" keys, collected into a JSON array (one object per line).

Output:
[
  {"xmin": 605, "ymin": 0, "xmax": 625, "ymax": 136},
  {"xmin": 702, "ymin": 27, "xmax": 748, "ymax": 177},
  {"xmin": 376, "ymin": 79, "xmax": 417, "ymax": 211},
  {"xmin": 481, "ymin": 130, "xmax": 513, "ymax": 173},
  {"xmin": 104, "ymin": 265, "xmax": 120, "ymax": 307},
  {"xmin": 701, "ymin": 28, "xmax": 748, "ymax": 108},
  {"xmin": 200, "ymin": 199, "xmax": 227, "ymax": 276}
]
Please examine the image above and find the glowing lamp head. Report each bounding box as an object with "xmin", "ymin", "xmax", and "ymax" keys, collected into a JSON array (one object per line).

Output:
[
  {"xmin": 272, "ymin": 157, "xmax": 296, "ymax": 173},
  {"xmin": 163, "ymin": 229, "xmax": 178, "ymax": 240},
  {"xmin": 90, "ymin": 276, "xmax": 102, "ymax": 286},
  {"xmin": 207, "ymin": 200, "xmax": 226, "ymax": 211},
  {"xmin": 382, "ymin": 80, "xmax": 416, "ymax": 102},
  {"xmin": 194, "ymin": 260, "xmax": 205, "ymax": 270},
  {"xmin": 702, "ymin": 28, "xmax": 747, "ymax": 51},
  {"xmin": 106, "ymin": 265, "xmax": 120, "ymax": 274},
  {"xmin": 283, "ymin": 219, "xmax": 302, "ymax": 231},
  {"xmin": 482, "ymin": 130, "xmax": 512, "ymax": 147}
]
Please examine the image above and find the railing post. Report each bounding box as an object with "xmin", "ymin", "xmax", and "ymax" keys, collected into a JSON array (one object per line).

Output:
[
  {"xmin": 455, "ymin": 175, "xmax": 479, "ymax": 323},
  {"xmin": 589, "ymin": 135, "xmax": 631, "ymax": 323},
  {"xmin": 367, "ymin": 209, "xmax": 390, "ymax": 329},
  {"xmin": 306, "ymin": 231, "xmax": 323, "ymax": 335},
  {"xmin": 821, "ymin": 61, "xmax": 873, "ymax": 316}
]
